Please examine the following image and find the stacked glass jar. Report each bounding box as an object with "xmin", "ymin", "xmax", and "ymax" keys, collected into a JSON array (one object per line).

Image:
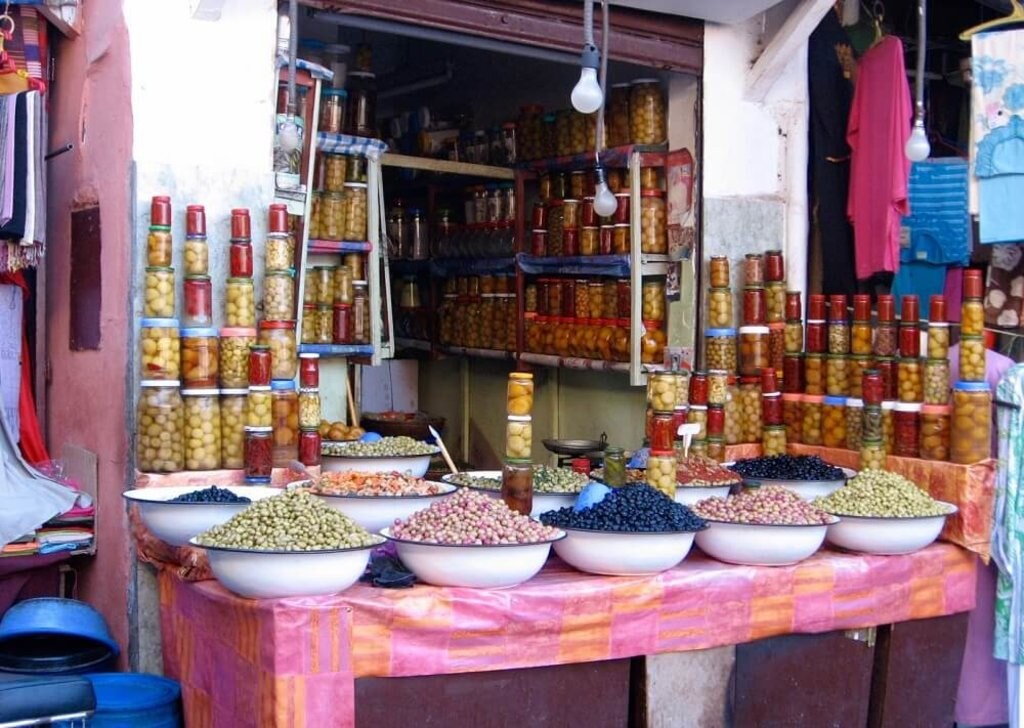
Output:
[
  {"xmin": 893, "ymin": 296, "xmax": 923, "ymax": 458},
  {"xmin": 761, "ymin": 367, "xmax": 785, "ymax": 455},
  {"xmin": 297, "ymin": 354, "xmax": 322, "ymax": 467},
  {"xmin": 226, "ymin": 209, "xmax": 256, "ymax": 327},
  {"xmin": 739, "ymin": 255, "xmax": 769, "ymax": 379},
  {"xmin": 686, "ymin": 372, "xmax": 709, "ymax": 456},
  {"xmin": 259, "ymin": 205, "xmax": 299, "ymax": 381},
  {"xmin": 182, "ymin": 205, "xmax": 212, "ymax": 327},
  {"xmin": 952, "ymin": 270, "xmax": 991, "ymax": 464},
  {"xmin": 244, "ymin": 345, "xmax": 274, "ymax": 483},
  {"xmin": 764, "ymin": 250, "xmax": 786, "ymax": 380},
  {"xmin": 503, "ymin": 373, "xmax": 535, "ymax": 514},
  {"xmin": 647, "ymin": 371, "xmax": 688, "ymax": 483},
  {"xmin": 859, "ymin": 368, "xmax": 886, "ymax": 470}
]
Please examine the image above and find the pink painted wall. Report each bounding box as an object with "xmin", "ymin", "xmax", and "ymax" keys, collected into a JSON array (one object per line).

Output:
[{"xmin": 45, "ymin": 0, "xmax": 134, "ymax": 664}]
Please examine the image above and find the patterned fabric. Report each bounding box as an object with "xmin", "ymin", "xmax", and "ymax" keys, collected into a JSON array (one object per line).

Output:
[
  {"xmin": 316, "ymin": 132, "xmax": 388, "ymax": 159},
  {"xmin": 994, "ymin": 364, "xmax": 1024, "ymax": 664},
  {"xmin": 159, "ymin": 544, "xmax": 976, "ymax": 728}
]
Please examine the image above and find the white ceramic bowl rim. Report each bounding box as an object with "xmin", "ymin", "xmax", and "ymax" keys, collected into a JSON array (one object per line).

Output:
[
  {"xmin": 122, "ymin": 487, "xmax": 276, "ymax": 505},
  {"xmin": 822, "ymin": 501, "xmax": 957, "ymax": 521},
  {"xmin": 557, "ymin": 524, "xmax": 709, "ymax": 535},
  {"xmin": 320, "ymin": 448, "xmax": 441, "ymax": 459},
  {"xmin": 729, "ymin": 466, "xmax": 855, "ymax": 484},
  {"xmin": 676, "ymin": 481, "xmax": 742, "ymax": 489},
  {"xmin": 379, "ymin": 526, "xmax": 566, "ymax": 548},
  {"xmin": 188, "ymin": 535, "xmax": 384, "ymax": 555},
  {"xmin": 310, "ymin": 482, "xmax": 457, "ymax": 500},
  {"xmin": 699, "ymin": 515, "xmax": 840, "ymax": 528}
]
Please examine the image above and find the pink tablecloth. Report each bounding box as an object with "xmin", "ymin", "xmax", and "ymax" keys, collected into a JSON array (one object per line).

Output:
[{"xmin": 159, "ymin": 545, "xmax": 977, "ymax": 728}]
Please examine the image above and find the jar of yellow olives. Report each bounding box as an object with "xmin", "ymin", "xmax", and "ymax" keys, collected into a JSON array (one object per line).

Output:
[
  {"xmin": 182, "ymin": 388, "xmax": 222, "ymax": 471},
  {"xmin": 951, "ymin": 382, "xmax": 992, "ymax": 464},
  {"xmin": 136, "ymin": 381, "xmax": 184, "ymax": 473},
  {"xmin": 140, "ymin": 318, "xmax": 180, "ymax": 381}
]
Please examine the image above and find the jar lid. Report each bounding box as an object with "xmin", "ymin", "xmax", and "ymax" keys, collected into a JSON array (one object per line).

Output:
[
  {"xmin": 688, "ymin": 404, "xmax": 707, "ymax": 411},
  {"xmin": 803, "ymin": 394, "xmax": 825, "ymax": 403},
  {"xmin": 739, "ymin": 376, "xmax": 759, "ymax": 384},
  {"xmin": 243, "ymin": 426, "xmax": 273, "ymax": 434},
  {"xmin": 768, "ymin": 321, "xmax": 785, "ymax": 331},
  {"xmin": 184, "ymin": 274, "xmax": 211, "ymax": 282},
  {"xmin": 186, "ymin": 204, "xmax": 206, "ymax": 236},
  {"xmin": 507, "ymin": 415, "xmax": 533, "ymax": 423},
  {"xmin": 782, "ymin": 393, "xmax": 802, "ymax": 401},
  {"xmin": 270, "ymin": 379, "xmax": 296, "ymax": 391},
  {"xmin": 881, "ymin": 400, "xmax": 896, "ymax": 410},
  {"xmin": 150, "ymin": 196, "xmax": 171, "ymax": 227},
  {"xmin": 850, "ymin": 354, "xmax": 872, "ymax": 361},
  {"xmin": 614, "ymin": 223, "xmax": 630, "ymax": 229},
  {"xmin": 823, "ymin": 395, "xmax": 846, "ymax": 406},
  {"xmin": 762, "ymin": 391, "xmax": 781, "ymax": 399},
  {"xmin": 954, "ymin": 381, "xmax": 991, "ymax": 392},
  {"xmin": 230, "ymin": 208, "xmax": 251, "ymax": 239},
  {"xmin": 265, "ymin": 269, "xmax": 295, "ymax": 277},
  {"xmin": 259, "ymin": 320, "xmax": 296, "ymax": 330},
  {"xmin": 805, "ymin": 352, "xmax": 825, "ymax": 360},
  {"xmin": 298, "ymin": 386, "xmax": 320, "ymax": 394},
  {"xmin": 963, "ymin": 268, "xmax": 984, "ymax": 299},
  {"xmin": 181, "ymin": 326, "xmax": 218, "ymax": 337},
  {"xmin": 220, "ymin": 388, "xmax": 248, "ymax": 396},
  {"xmin": 642, "ymin": 319, "xmax": 662, "ymax": 330},
  {"xmin": 504, "ymin": 457, "xmax": 533, "ymax": 466},
  {"xmin": 641, "ymin": 189, "xmax": 664, "ymax": 197},
  {"xmin": 631, "ymin": 77, "xmax": 660, "ymax": 84},
  {"xmin": 182, "ymin": 388, "xmax": 220, "ymax": 396},
  {"xmin": 227, "ymin": 276, "xmax": 253, "ymax": 284},
  {"xmin": 141, "ymin": 317, "xmax": 179, "ymax": 328},
  {"xmin": 705, "ymin": 327, "xmax": 737, "ymax": 337},
  {"xmin": 763, "ymin": 424, "xmax": 786, "ymax": 432},
  {"xmin": 846, "ymin": 398, "xmax": 864, "ymax": 407},
  {"xmin": 921, "ymin": 404, "xmax": 952, "ymax": 415},
  {"xmin": 145, "ymin": 265, "xmax": 173, "ymax": 272},
  {"xmin": 893, "ymin": 402, "xmax": 923, "ymax": 412},
  {"xmin": 897, "ymin": 356, "xmax": 923, "ymax": 365},
  {"xmin": 852, "ymin": 294, "xmax": 871, "ymax": 321},
  {"xmin": 877, "ymin": 293, "xmax": 895, "ymax": 321},
  {"xmin": 826, "ymin": 353, "xmax": 849, "ymax": 360},
  {"xmin": 302, "ymin": 303, "xmax": 316, "ymax": 311},
  {"xmin": 648, "ymin": 448, "xmax": 676, "ymax": 458},
  {"xmin": 333, "ymin": 302, "xmax": 352, "ymax": 310},
  {"xmin": 219, "ymin": 327, "xmax": 257, "ymax": 337},
  {"xmin": 510, "ymin": 372, "xmax": 533, "ymax": 380},
  {"xmin": 348, "ymin": 70, "xmax": 375, "ymax": 78},
  {"xmin": 614, "ymin": 191, "xmax": 629, "ymax": 198},
  {"xmin": 353, "ymin": 280, "xmax": 369, "ymax": 287},
  {"xmin": 738, "ymin": 325, "xmax": 770, "ymax": 334},
  {"xmin": 299, "ymin": 352, "xmax": 320, "ymax": 360},
  {"xmin": 140, "ymin": 379, "xmax": 180, "ymax": 388},
  {"xmin": 960, "ymin": 333, "xmax": 984, "ymax": 341},
  {"xmin": 316, "ymin": 304, "xmax": 332, "ymax": 311},
  {"xmin": 531, "ymin": 228, "xmax": 548, "ymax": 235},
  {"xmin": 344, "ymin": 181, "xmax": 369, "ymax": 189},
  {"xmin": 248, "ymin": 385, "xmax": 271, "ymax": 392},
  {"xmin": 901, "ymin": 295, "xmax": 920, "ymax": 322}
]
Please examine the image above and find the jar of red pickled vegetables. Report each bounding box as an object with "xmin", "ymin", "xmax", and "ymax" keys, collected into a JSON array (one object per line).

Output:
[
  {"xmin": 893, "ymin": 402, "xmax": 921, "ymax": 458},
  {"xmin": 244, "ymin": 426, "xmax": 273, "ymax": 483},
  {"xmin": 298, "ymin": 428, "xmax": 321, "ymax": 467}
]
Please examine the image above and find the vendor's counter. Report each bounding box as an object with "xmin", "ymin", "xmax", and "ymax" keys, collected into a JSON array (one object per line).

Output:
[
  {"xmin": 157, "ymin": 544, "xmax": 976, "ymax": 728},
  {"xmin": 723, "ymin": 444, "xmax": 995, "ymax": 560}
]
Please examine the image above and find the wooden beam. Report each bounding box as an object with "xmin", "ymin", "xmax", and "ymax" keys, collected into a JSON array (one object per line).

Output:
[
  {"xmin": 37, "ymin": 4, "xmax": 80, "ymax": 38},
  {"xmin": 746, "ymin": 0, "xmax": 833, "ymax": 102}
]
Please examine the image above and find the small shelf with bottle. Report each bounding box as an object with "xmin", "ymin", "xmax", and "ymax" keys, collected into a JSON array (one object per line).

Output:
[
  {"xmin": 517, "ymin": 143, "xmax": 668, "ymax": 173},
  {"xmin": 307, "ymin": 239, "xmax": 373, "ymax": 254},
  {"xmin": 298, "ymin": 343, "xmax": 375, "ymax": 358},
  {"xmin": 440, "ymin": 345, "xmax": 515, "ymax": 361},
  {"xmin": 381, "ymin": 152, "xmax": 516, "ymax": 181}
]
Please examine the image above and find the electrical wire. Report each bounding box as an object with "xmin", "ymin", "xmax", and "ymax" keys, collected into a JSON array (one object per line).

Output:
[
  {"xmin": 594, "ymin": 0, "xmax": 609, "ymax": 163},
  {"xmin": 583, "ymin": 0, "xmax": 595, "ymax": 48}
]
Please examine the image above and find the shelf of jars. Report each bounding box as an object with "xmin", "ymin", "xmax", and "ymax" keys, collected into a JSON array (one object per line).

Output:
[
  {"xmin": 306, "ymin": 239, "xmax": 373, "ymax": 254},
  {"xmin": 315, "ymin": 131, "xmax": 390, "ymax": 157},
  {"xmin": 516, "ymin": 252, "xmax": 671, "ymax": 277},
  {"xmin": 515, "ymin": 143, "xmax": 668, "ymax": 173},
  {"xmin": 297, "ymin": 343, "xmax": 375, "ymax": 358},
  {"xmin": 518, "ymin": 352, "xmax": 631, "ymax": 373},
  {"xmin": 381, "ymin": 152, "xmax": 516, "ymax": 181},
  {"xmin": 441, "ymin": 345, "xmax": 515, "ymax": 361}
]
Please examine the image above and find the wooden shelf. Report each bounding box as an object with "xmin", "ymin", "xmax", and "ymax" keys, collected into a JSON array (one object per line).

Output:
[
  {"xmin": 517, "ymin": 144, "xmax": 669, "ymax": 173},
  {"xmin": 440, "ymin": 346, "xmax": 514, "ymax": 361},
  {"xmin": 308, "ymin": 240, "xmax": 373, "ymax": 254},
  {"xmin": 298, "ymin": 344, "xmax": 374, "ymax": 358},
  {"xmin": 381, "ymin": 153, "xmax": 515, "ymax": 180},
  {"xmin": 395, "ymin": 337, "xmax": 432, "ymax": 352},
  {"xmin": 519, "ymin": 352, "xmax": 630, "ymax": 373}
]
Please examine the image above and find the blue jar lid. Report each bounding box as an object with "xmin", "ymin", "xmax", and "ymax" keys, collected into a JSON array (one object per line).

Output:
[
  {"xmin": 705, "ymin": 327, "xmax": 737, "ymax": 337},
  {"xmin": 270, "ymin": 379, "xmax": 296, "ymax": 391},
  {"xmin": 954, "ymin": 381, "xmax": 991, "ymax": 392},
  {"xmin": 141, "ymin": 317, "xmax": 179, "ymax": 328},
  {"xmin": 823, "ymin": 395, "xmax": 846, "ymax": 406},
  {"xmin": 180, "ymin": 326, "xmax": 218, "ymax": 337},
  {"xmin": 245, "ymin": 476, "xmax": 272, "ymax": 484},
  {"xmin": 322, "ymin": 88, "xmax": 348, "ymax": 98}
]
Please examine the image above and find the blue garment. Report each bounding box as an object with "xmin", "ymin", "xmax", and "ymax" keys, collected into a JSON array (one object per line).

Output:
[
  {"xmin": 977, "ymin": 115, "xmax": 1024, "ymax": 244},
  {"xmin": 901, "ymin": 158, "xmax": 972, "ymax": 264},
  {"xmin": 891, "ymin": 260, "xmax": 950, "ymax": 308}
]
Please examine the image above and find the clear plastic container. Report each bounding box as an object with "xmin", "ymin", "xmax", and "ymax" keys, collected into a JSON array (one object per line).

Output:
[
  {"xmin": 181, "ymin": 327, "xmax": 219, "ymax": 388},
  {"xmin": 182, "ymin": 388, "xmax": 222, "ymax": 471},
  {"xmin": 140, "ymin": 318, "xmax": 180, "ymax": 381},
  {"xmin": 342, "ymin": 182, "xmax": 368, "ymax": 241},
  {"xmin": 822, "ymin": 396, "xmax": 847, "ymax": 449},
  {"xmin": 263, "ymin": 270, "xmax": 296, "ymax": 321},
  {"xmin": 225, "ymin": 277, "xmax": 256, "ymax": 328},
  {"xmin": 219, "ymin": 327, "xmax": 256, "ymax": 388},
  {"xmin": 258, "ymin": 320, "xmax": 297, "ymax": 380},
  {"xmin": 920, "ymin": 404, "xmax": 951, "ymax": 461},
  {"xmin": 220, "ymin": 389, "xmax": 247, "ymax": 469},
  {"xmin": 271, "ymin": 379, "xmax": 299, "ymax": 467},
  {"xmin": 137, "ymin": 381, "xmax": 184, "ymax": 473},
  {"xmin": 144, "ymin": 266, "xmax": 175, "ymax": 318},
  {"xmin": 952, "ymin": 382, "xmax": 992, "ymax": 464}
]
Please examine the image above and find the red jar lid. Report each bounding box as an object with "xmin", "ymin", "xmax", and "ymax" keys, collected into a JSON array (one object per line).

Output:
[
  {"xmin": 963, "ymin": 269, "xmax": 983, "ymax": 299},
  {"xmin": 268, "ymin": 203, "xmax": 289, "ymax": 234},
  {"xmin": 150, "ymin": 196, "xmax": 171, "ymax": 227},
  {"xmin": 828, "ymin": 294, "xmax": 847, "ymax": 321},
  {"xmin": 808, "ymin": 294, "xmax": 826, "ymax": 320},
  {"xmin": 877, "ymin": 294, "xmax": 895, "ymax": 322},
  {"xmin": 231, "ymin": 208, "xmax": 252, "ymax": 239},
  {"xmin": 852, "ymin": 294, "xmax": 871, "ymax": 321},
  {"xmin": 259, "ymin": 320, "xmax": 295, "ymax": 330},
  {"xmin": 785, "ymin": 291, "xmax": 802, "ymax": 321},
  {"xmin": 760, "ymin": 367, "xmax": 778, "ymax": 393},
  {"xmin": 765, "ymin": 250, "xmax": 784, "ymax": 282},
  {"xmin": 929, "ymin": 294, "xmax": 947, "ymax": 322},
  {"xmin": 640, "ymin": 189, "xmax": 664, "ymax": 198},
  {"xmin": 186, "ymin": 204, "xmax": 206, "ymax": 236},
  {"xmin": 739, "ymin": 375, "xmax": 760, "ymax": 385},
  {"xmin": 901, "ymin": 295, "xmax": 920, "ymax": 323}
]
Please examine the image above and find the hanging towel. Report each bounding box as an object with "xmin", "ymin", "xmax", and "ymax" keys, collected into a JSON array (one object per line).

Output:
[
  {"xmin": 901, "ymin": 158, "xmax": 972, "ymax": 265},
  {"xmin": 970, "ymin": 29, "xmax": 1024, "ymax": 243}
]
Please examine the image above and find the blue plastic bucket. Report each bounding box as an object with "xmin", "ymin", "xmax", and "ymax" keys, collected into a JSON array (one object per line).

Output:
[{"xmin": 84, "ymin": 673, "xmax": 182, "ymax": 727}]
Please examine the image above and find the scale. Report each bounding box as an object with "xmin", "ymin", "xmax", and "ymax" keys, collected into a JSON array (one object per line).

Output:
[{"xmin": 542, "ymin": 433, "xmax": 608, "ymax": 468}]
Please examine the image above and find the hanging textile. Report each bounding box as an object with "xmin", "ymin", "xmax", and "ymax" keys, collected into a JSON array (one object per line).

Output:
[
  {"xmin": 0, "ymin": 89, "xmax": 45, "ymax": 273},
  {"xmin": 970, "ymin": 30, "xmax": 1024, "ymax": 244}
]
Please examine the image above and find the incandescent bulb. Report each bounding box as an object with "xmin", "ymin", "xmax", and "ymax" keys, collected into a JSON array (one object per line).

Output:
[
  {"xmin": 905, "ymin": 120, "xmax": 930, "ymax": 162},
  {"xmin": 593, "ymin": 181, "xmax": 617, "ymax": 217},
  {"xmin": 571, "ymin": 67, "xmax": 604, "ymax": 114}
]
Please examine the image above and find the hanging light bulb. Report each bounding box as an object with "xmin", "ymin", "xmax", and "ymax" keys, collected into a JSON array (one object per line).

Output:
[
  {"xmin": 593, "ymin": 165, "xmax": 617, "ymax": 217},
  {"xmin": 905, "ymin": 116, "xmax": 930, "ymax": 162},
  {"xmin": 571, "ymin": 44, "xmax": 603, "ymax": 114}
]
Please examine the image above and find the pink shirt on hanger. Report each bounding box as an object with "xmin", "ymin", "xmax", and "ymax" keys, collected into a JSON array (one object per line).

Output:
[{"xmin": 846, "ymin": 36, "xmax": 913, "ymax": 280}]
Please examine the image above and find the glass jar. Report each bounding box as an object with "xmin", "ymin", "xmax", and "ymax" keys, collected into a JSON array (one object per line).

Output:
[
  {"xmin": 224, "ymin": 277, "xmax": 256, "ymax": 328},
  {"xmin": 762, "ymin": 425, "xmax": 786, "ymax": 456},
  {"xmin": 219, "ymin": 327, "xmax": 256, "ymax": 388},
  {"xmin": 876, "ymin": 357, "xmax": 898, "ymax": 401},
  {"xmin": 642, "ymin": 279, "xmax": 666, "ymax": 321},
  {"xmin": 243, "ymin": 427, "xmax": 273, "ymax": 483},
  {"xmin": 705, "ymin": 328, "xmax": 737, "ymax": 372},
  {"xmin": 580, "ymin": 226, "xmax": 599, "ymax": 256},
  {"xmin": 220, "ymin": 389, "xmax": 246, "ymax": 469},
  {"xmin": 507, "ymin": 372, "xmax": 534, "ymax": 416},
  {"xmin": 962, "ymin": 298, "xmax": 984, "ymax": 337},
  {"xmin": 923, "ymin": 358, "xmax": 950, "ymax": 405},
  {"xmin": 303, "ymin": 269, "xmax": 320, "ymax": 306},
  {"xmin": 709, "ymin": 256, "xmax": 730, "ymax": 289},
  {"xmin": 804, "ymin": 353, "xmax": 825, "ymax": 395},
  {"xmin": 738, "ymin": 325, "xmax": 770, "ymax": 377},
  {"xmin": 765, "ymin": 282, "xmax": 785, "ymax": 324},
  {"xmin": 927, "ymin": 322, "xmax": 950, "ymax": 360},
  {"xmin": 613, "ymin": 224, "xmax": 630, "ymax": 255},
  {"xmin": 501, "ymin": 459, "xmax": 534, "ymax": 515},
  {"xmin": 140, "ymin": 318, "xmax": 180, "ymax": 380},
  {"xmin": 319, "ymin": 88, "xmax": 347, "ymax": 135},
  {"xmin": 603, "ymin": 446, "xmax": 627, "ymax": 488},
  {"xmin": 862, "ymin": 405, "xmax": 883, "ymax": 443},
  {"xmin": 952, "ymin": 382, "xmax": 992, "ymax": 464},
  {"xmin": 762, "ymin": 391, "xmax": 783, "ymax": 426},
  {"xmin": 825, "ymin": 354, "xmax": 849, "ymax": 397},
  {"xmin": 270, "ymin": 380, "xmax": 299, "ymax": 467},
  {"xmin": 263, "ymin": 270, "xmax": 295, "ymax": 321},
  {"xmin": 706, "ymin": 404, "xmax": 725, "ymax": 438},
  {"xmin": 144, "ymin": 266, "xmax": 175, "ymax": 318},
  {"xmin": 805, "ymin": 320, "xmax": 826, "ymax": 354},
  {"xmin": 298, "ymin": 388, "xmax": 321, "ymax": 430},
  {"xmin": 920, "ymin": 404, "xmax": 951, "ymax": 461},
  {"xmin": 248, "ymin": 345, "xmax": 272, "ymax": 388},
  {"xmin": 644, "ymin": 451, "xmax": 676, "ymax": 497},
  {"xmin": 845, "ymin": 398, "xmax": 864, "ymax": 450},
  {"xmin": 181, "ymin": 327, "xmax": 218, "ymax": 388},
  {"xmin": 875, "ymin": 321, "xmax": 897, "ymax": 358},
  {"xmin": 687, "ymin": 405, "xmax": 708, "ymax": 441},
  {"xmin": 319, "ymin": 191, "xmax": 345, "ymax": 241},
  {"xmin": 882, "ymin": 401, "xmax": 896, "ymax": 454},
  {"xmin": 342, "ymin": 182, "xmax": 368, "ymax": 241},
  {"xmin": 554, "ymin": 110, "xmax": 573, "ymax": 157},
  {"xmin": 893, "ymin": 402, "xmax": 921, "ymax": 458},
  {"xmin": 266, "ymin": 233, "xmax": 294, "ymax": 272},
  {"xmin": 897, "ymin": 358, "xmax": 924, "ymax": 403},
  {"xmin": 301, "ymin": 305, "xmax": 317, "ymax": 344},
  {"xmin": 851, "ymin": 320, "xmax": 872, "ymax": 356},
  {"xmin": 629, "ymin": 79, "xmax": 666, "ymax": 144},
  {"xmin": 828, "ymin": 320, "xmax": 850, "ymax": 355},
  {"xmin": 689, "ymin": 372, "xmax": 709, "ymax": 406},
  {"xmin": 801, "ymin": 395, "xmax": 824, "ymax": 445},
  {"xmin": 768, "ymin": 323, "xmax": 785, "ymax": 379},
  {"xmin": 324, "ymin": 154, "xmax": 346, "ymax": 192},
  {"xmin": 505, "ymin": 416, "xmax": 533, "ymax": 460},
  {"xmin": 546, "ymin": 202, "xmax": 565, "ymax": 256},
  {"xmin": 181, "ymin": 275, "xmax": 212, "ymax": 328},
  {"xmin": 313, "ymin": 305, "xmax": 333, "ymax": 344},
  {"xmin": 783, "ymin": 354, "xmax": 803, "ymax": 393},
  {"xmin": 704, "ymin": 437, "xmax": 725, "ymax": 463},
  {"xmin": 647, "ymin": 372, "xmax": 682, "ymax": 413},
  {"xmin": 182, "ymin": 389, "xmax": 221, "ymax": 471},
  {"xmin": 308, "ymin": 194, "xmax": 322, "ymax": 240},
  {"xmin": 959, "ymin": 335, "xmax": 986, "ymax": 382},
  {"xmin": 862, "ymin": 370, "xmax": 884, "ymax": 406},
  {"xmin": 230, "ymin": 241, "xmax": 253, "ymax": 278},
  {"xmin": 346, "ymin": 71, "xmax": 376, "ymax": 136},
  {"xmin": 184, "ymin": 239, "xmax": 209, "ymax": 278},
  {"xmin": 147, "ymin": 227, "xmax": 172, "ymax": 268},
  {"xmin": 744, "ymin": 254, "xmax": 765, "ymax": 287},
  {"xmin": 783, "ymin": 394, "xmax": 803, "ymax": 443},
  {"xmin": 258, "ymin": 321, "xmax": 297, "ymax": 380},
  {"xmin": 822, "ymin": 396, "xmax": 847, "ymax": 449},
  {"xmin": 723, "ymin": 385, "xmax": 741, "ymax": 445},
  {"xmin": 299, "ymin": 428, "xmax": 321, "ymax": 467},
  {"xmin": 738, "ymin": 378, "xmax": 763, "ymax": 444},
  {"xmin": 136, "ymin": 381, "xmax": 184, "ymax": 473},
  {"xmin": 743, "ymin": 287, "xmax": 766, "ymax": 326},
  {"xmin": 246, "ymin": 386, "xmax": 272, "ymax": 428},
  {"xmin": 648, "ymin": 412, "xmax": 677, "ymax": 452},
  {"xmin": 847, "ymin": 355, "xmax": 871, "ymax": 399},
  {"xmin": 608, "ymin": 83, "xmax": 631, "ymax": 147},
  {"xmin": 640, "ymin": 191, "xmax": 666, "ymax": 253},
  {"xmin": 860, "ymin": 440, "xmax": 886, "ymax": 471},
  {"xmin": 352, "ymin": 281, "xmax": 370, "ymax": 344},
  {"xmin": 333, "ymin": 265, "xmax": 354, "ymax": 305},
  {"xmin": 299, "ymin": 353, "xmax": 319, "ymax": 390},
  {"xmin": 708, "ymin": 288, "xmax": 733, "ymax": 328}
]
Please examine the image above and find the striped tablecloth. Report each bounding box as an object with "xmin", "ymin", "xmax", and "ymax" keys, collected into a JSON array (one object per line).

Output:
[{"xmin": 159, "ymin": 544, "xmax": 977, "ymax": 728}]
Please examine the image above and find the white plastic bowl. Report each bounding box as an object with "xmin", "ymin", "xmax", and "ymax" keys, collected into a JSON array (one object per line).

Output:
[
  {"xmin": 190, "ymin": 538, "xmax": 378, "ymax": 599},
  {"xmin": 312, "ymin": 483, "xmax": 457, "ymax": 533},
  {"xmin": 553, "ymin": 527, "xmax": 701, "ymax": 576},
  {"xmin": 674, "ymin": 484, "xmax": 733, "ymax": 507},
  {"xmin": 735, "ymin": 467, "xmax": 855, "ymax": 501},
  {"xmin": 824, "ymin": 502, "xmax": 956, "ymax": 555},
  {"xmin": 695, "ymin": 518, "xmax": 836, "ymax": 566},
  {"xmin": 123, "ymin": 485, "xmax": 281, "ymax": 547},
  {"xmin": 381, "ymin": 527, "xmax": 564, "ymax": 588},
  {"xmin": 320, "ymin": 449, "xmax": 437, "ymax": 477}
]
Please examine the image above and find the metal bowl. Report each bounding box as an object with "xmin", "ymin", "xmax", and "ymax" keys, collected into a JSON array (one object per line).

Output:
[{"xmin": 542, "ymin": 434, "xmax": 608, "ymax": 457}]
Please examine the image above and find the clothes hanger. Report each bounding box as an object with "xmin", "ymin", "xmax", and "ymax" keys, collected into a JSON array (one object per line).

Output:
[{"xmin": 960, "ymin": 0, "xmax": 1024, "ymax": 41}]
